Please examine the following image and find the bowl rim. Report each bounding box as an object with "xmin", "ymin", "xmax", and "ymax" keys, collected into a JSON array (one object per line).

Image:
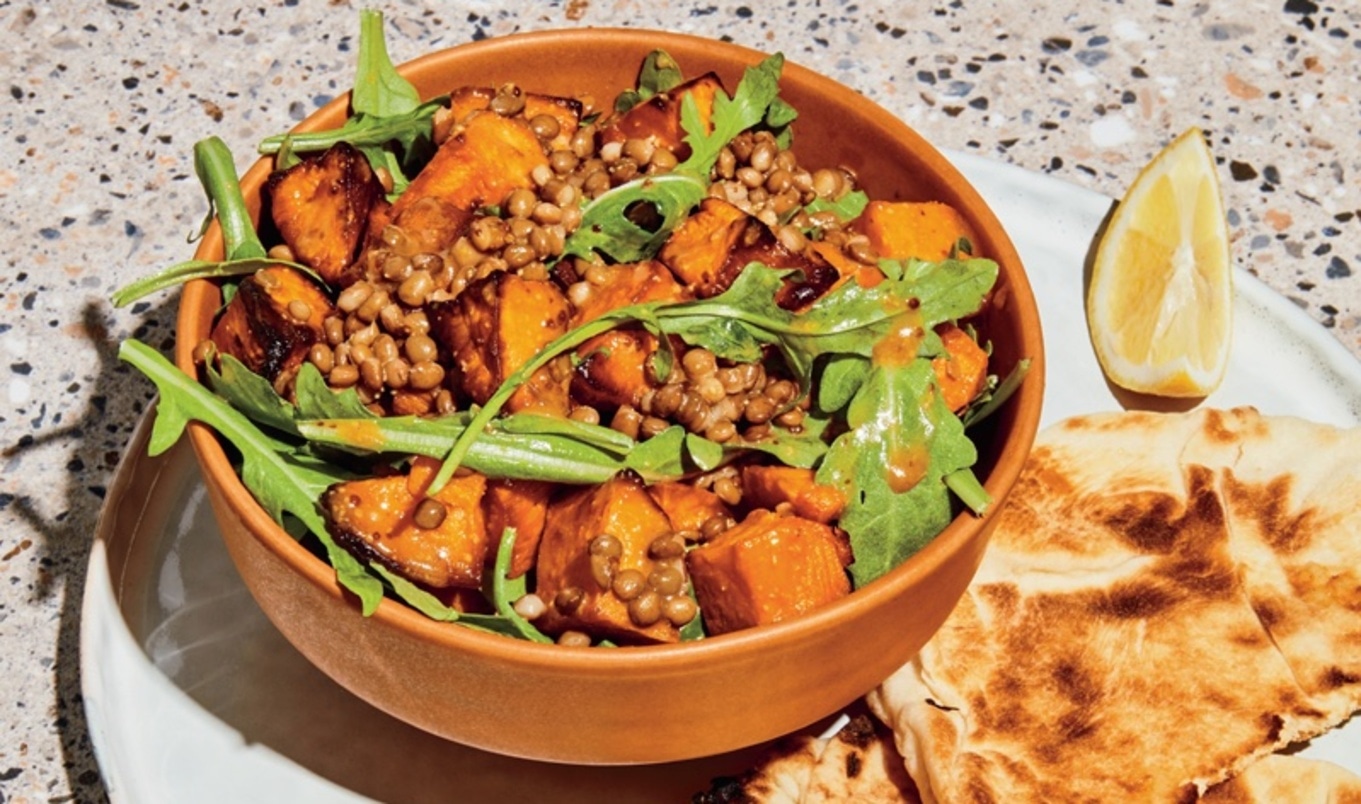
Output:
[{"xmin": 174, "ymin": 26, "xmax": 1045, "ymax": 671}]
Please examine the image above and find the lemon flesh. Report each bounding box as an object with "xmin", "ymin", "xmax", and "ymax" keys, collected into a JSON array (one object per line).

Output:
[{"xmin": 1087, "ymin": 127, "xmax": 1232, "ymax": 397}]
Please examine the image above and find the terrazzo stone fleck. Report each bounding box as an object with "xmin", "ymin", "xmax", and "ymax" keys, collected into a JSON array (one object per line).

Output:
[{"xmin": 0, "ymin": 1, "xmax": 1358, "ymax": 800}]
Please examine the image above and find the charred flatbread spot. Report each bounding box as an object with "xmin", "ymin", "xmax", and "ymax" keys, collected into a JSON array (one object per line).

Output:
[
  {"xmin": 1320, "ymin": 666, "xmax": 1361, "ymax": 690},
  {"xmin": 1091, "ymin": 578, "xmax": 1179, "ymax": 619},
  {"xmin": 1097, "ymin": 468, "xmax": 1225, "ymax": 555},
  {"xmin": 1224, "ymin": 471, "xmax": 1315, "ymax": 554},
  {"xmin": 1259, "ymin": 712, "xmax": 1286, "ymax": 743},
  {"xmin": 844, "ymin": 751, "xmax": 863, "ymax": 779}
]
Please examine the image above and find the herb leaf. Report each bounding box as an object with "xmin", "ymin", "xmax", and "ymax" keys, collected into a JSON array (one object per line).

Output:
[
  {"xmin": 257, "ymin": 9, "xmax": 443, "ymax": 197},
  {"xmin": 560, "ymin": 54, "xmax": 787, "ymax": 265},
  {"xmin": 816, "ymin": 358, "xmax": 981, "ymax": 587},
  {"xmin": 118, "ymin": 339, "xmax": 386, "ymax": 614},
  {"xmin": 614, "ymin": 49, "xmax": 685, "ymax": 114}
]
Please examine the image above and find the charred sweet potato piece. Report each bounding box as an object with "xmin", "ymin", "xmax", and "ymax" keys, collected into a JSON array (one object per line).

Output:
[
  {"xmin": 647, "ymin": 481, "xmax": 731, "ymax": 535},
  {"xmin": 447, "ymin": 86, "xmax": 583, "ymax": 152},
  {"xmin": 686, "ymin": 510, "xmax": 851, "ymax": 636},
  {"xmin": 322, "ymin": 457, "xmax": 490, "ymax": 589},
  {"xmin": 210, "ymin": 265, "xmax": 334, "ymax": 385},
  {"xmin": 483, "ymin": 477, "xmax": 554, "ymax": 579},
  {"xmin": 598, "ymin": 72, "xmax": 724, "ymax": 160},
  {"xmin": 658, "ymin": 197, "xmax": 750, "ymax": 296},
  {"xmin": 658, "ymin": 197, "xmax": 818, "ymax": 304},
  {"xmin": 390, "ymin": 110, "xmax": 546, "ymax": 221},
  {"xmin": 264, "ymin": 142, "xmax": 383, "ymax": 286},
  {"xmin": 535, "ymin": 472, "xmax": 681, "ymax": 644},
  {"xmin": 931, "ymin": 323, "xmax": 989, "ymax": 412},
  {"xmin": 429, "ymin": 271, "xmax": 573, "ymax": 415},
  {"xmin": 568, "ymin": 261, "xmax": 691, "ymax": 326},
  {"xmin": 571, "ymin": 327, "xmax": 660, "ymax": 411},
  {"xmin": 850, "ymin": 200, "xmax": 981, "ymax": 262},
  {"xmin": 740, "ymin": 465, "xmax": 846, "ymax": 525}
]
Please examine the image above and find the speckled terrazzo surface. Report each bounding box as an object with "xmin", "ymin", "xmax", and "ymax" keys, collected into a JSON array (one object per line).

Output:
[{"xmin": 1, "ymin": 1, "xmax": 1358, "ymax": 800}]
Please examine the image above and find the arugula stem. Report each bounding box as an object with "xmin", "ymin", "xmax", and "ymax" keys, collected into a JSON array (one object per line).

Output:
[{"xmin": 195, "ymin": 136, "xmax": 266, "ymax": 261}]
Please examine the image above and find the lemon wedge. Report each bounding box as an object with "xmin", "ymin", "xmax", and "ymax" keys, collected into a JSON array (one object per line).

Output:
[{"xmin": 1086, "ymin": 126, "xmax": 1233, "ymax": 397}]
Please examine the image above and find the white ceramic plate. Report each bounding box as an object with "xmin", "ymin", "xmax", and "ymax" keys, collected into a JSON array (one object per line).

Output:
[{"xmin": 82, "ymin": 153, "xmax": 1361, "ymax": 802}]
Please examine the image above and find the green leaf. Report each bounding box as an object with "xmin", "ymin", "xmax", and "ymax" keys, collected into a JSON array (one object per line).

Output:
[
  {"xmin": 684, "ymin": 432, "xmax": 725, "ymax": 472},
  {"xmin": 204, "ymin": 353, "xmax": 299, "ymax": 436},
  {"xmin": 118, "ymin": 339, "xmax": 386, "ymax": 614},
  {"xmin": 560, "ymin": 173, "xmax": 708, "ymax": 264},
  {"xmin": 293, "ymin": 362, "xmax": 376, "ymax": 420},
  {"xmin": 487, "ymin": 528, "xmax": 554, "ymax": 643},
  {"xmin": 815, "ymin": 354, "xmax": 869, "ymax": 414},
  {"xmin": 614, "ymin": 49, "xmax": 684, "ymax": 114},
  {"xmin": 816, "ymin": 359, "xmax": 983, "ymax": 587},
  {"xmin": 353, "ymin": 9, "xmax": 420, "ymax": 117},
  {"xmin": 298, "ymin": 414, "xmax": 629, "ymax": 485},
  {"xmin": 676, "ymin": 53, "xmax": 785, "ymax": 178},
  {"xmin": 803, "ymin": 189, "xmax": 868, "ymax": 225},
  {"xmin": 257, "ymin": 11, "xmax": 444, "ymax": 198},
  {"xmin": 370, "ymin": 564, "xmax": 462, "ymax": 622},
  {"xmin": 560, "ymin": 53, "xmax": 787, "ymax": 265}
]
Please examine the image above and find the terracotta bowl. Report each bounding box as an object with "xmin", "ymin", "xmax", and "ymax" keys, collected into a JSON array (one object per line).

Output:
[{"xmin": 174, "ymin": 28, "xmax": 1044, "ymax": 764}]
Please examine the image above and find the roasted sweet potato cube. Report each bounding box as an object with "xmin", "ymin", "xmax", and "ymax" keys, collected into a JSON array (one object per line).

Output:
[
  {"xmin": 390, "ymin": 110, "xmax": 546, "ymax": 220},
  {"xmin": 658, "ymin": 197, "xmax": 816, "ymax": 302},
  {"xmin": 599, "ymin": 72, "xmax": 724, "ymax": 160},
  {"xmin": 428, "ymin": 271, "xmax": 573, "ymax": 415},
  {"xmin": 686, "ymin": 510, "xmax": 851, "ymax": 636},
  {"xmin": 322, "ymin": 457, "xmax": 490, "ymax": 589},
  {"xmin": 447, "ymin": 86, "xmax": 583, "ymax": 152},
  {"xmin": 209, "ymin": 265, "xmax": 334, "ymax": 385},
  {"xmin": 264, "ymin": 142, "xmax": 383, "ymax": 286},
  {"xmin": 647, "ymin": 481, "xmax": 731, "ymax": 535},
  {"xmin": 571, "ymin": 327, "xmax": 660, "ymax": 411},
  {"xmin": 931, "ymin": 323, "xmax": 989, "ymax": 413},
  {"xmin": 483, "ymin": 477, "xmax": 554, "ymax": 579},
  {"xmin": 850, "ymin": 200, "xmax": 981, "ymax": 262},
  {"xmin": 569, "ymin": 261, "xmax": 691, "ymax": 326},
  {"xmin": 741, "ymin": 465, "xmax": 846, "ymax": 525},
  {"xmin": 658, "ymin": 197, "xmax": 750, "ymax": 296},
  {"xmin": 536, "ymin": 472, "xmax": 680, "ymax": 644}
]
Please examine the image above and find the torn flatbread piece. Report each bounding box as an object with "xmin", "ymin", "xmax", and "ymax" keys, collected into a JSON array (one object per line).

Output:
[
  {"xmin": 696, "ymin": 713, "xmax": 919, "ymax": 803},
  {"xmin": 868, "ymin": 407, "xmax": 1361, "ymax": 803},
  {"xmin": 1201, "ymin": 754, "xmax": 1361, "ymax": 803}
]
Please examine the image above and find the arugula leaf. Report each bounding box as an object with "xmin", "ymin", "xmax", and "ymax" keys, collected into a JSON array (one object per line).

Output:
[
  {"xmin": 257, "ymin": 9, "xmax": 443, "ymax": 196},
  {"xmin": 676, "ymin": 53, "xmax": 785, "ymax": 178},
  {"xmin": 293, "ymin": 363, "xmax": 375, "ymax": 421},
  {"xmin": 118, "ymin": 339, "xmax": 386, "ymax": 614},
  {"xmin": 204, "ymin": 353, "xmax": 299, "ymax": 436},
  {"xmin": 803, "ymin": 189, "xmax": 868, "ymax": 225},
  {"xmin": 614, "ymin": 49, "xmax": 685, "ymax": 114},
  {"xmin": 299, "ymin": 414, "xmax": 626, "ymax": 485},
  {"xmin": 352, "ymin": 8, "xmax": 420, "ymax": 116},
  {"xmin": 487, "ymin": 528, "xmax": 554, "ymax": 643},
  {"xmin": 816, "ymin": 358, "xmax": 981, "ymax": 587},
  {"xmin": 560, "ymin": 54, "xmax": 788, "ymax": 265}
]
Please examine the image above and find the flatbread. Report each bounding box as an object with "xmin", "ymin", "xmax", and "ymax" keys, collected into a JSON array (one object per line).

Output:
[
  {"xmin": 1202, "ymin": 754, "xmax": 1361, "ymax": 803},
  {"xmin": 696, "ymin": 712, "xmax": 919, "ymax": 803},
  {"xmin": 867, "ymin": 407, "xmax": 1361, "ymax": 803}
]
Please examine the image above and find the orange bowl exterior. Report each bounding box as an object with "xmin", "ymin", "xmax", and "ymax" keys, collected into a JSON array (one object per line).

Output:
[{"xmin": 174, "ymin": 29, "xmax": 1044, "ymax": 764}]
